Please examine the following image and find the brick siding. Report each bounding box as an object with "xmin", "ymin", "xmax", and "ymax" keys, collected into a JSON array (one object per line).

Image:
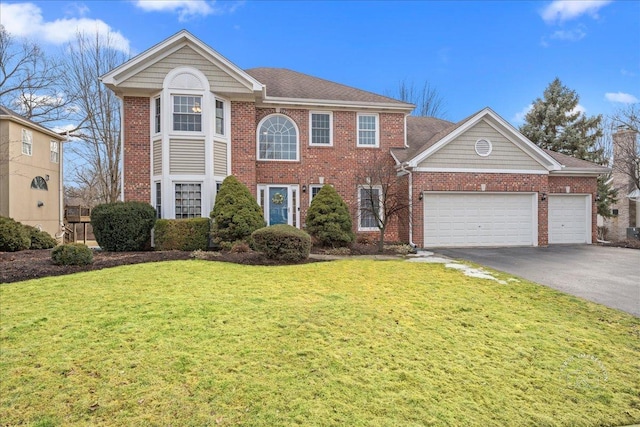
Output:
[{"xmin": 123, "ymin": 96, "xmax": 151, "ymax": 202}]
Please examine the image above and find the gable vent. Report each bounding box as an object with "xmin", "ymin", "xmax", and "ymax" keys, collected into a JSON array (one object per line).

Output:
[{"xmin": 475, "ymin": 139, "xmax": 492, "ymax": 157}]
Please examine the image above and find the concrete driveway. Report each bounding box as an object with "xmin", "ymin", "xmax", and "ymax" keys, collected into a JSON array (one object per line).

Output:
[{"xmin": 434, "ymin": 245, "xmax": 640, "ymax": 317}]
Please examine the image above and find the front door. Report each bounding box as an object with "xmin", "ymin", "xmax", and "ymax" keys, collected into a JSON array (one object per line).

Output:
[{"xmin": 268, "ymin": 187, "xmax": 289, "ymax": 225}]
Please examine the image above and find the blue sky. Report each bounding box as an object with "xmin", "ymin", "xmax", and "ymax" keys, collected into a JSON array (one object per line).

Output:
[{"xmin": 1, "ymin": 0, "xmax": 639, "ymax": 125}]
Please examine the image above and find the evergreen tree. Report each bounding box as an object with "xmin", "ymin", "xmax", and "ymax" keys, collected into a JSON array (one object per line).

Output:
[
  {"xmin": 305, "ymin": 185, "xmax": 355, "ymax": 247},
  {"xmin": 210, "ymin": 176, "xmax": 265, "ymax": 245},
  {"xmin": 520, "ymin": 78, "xmax": 603, "ymax": 163}
]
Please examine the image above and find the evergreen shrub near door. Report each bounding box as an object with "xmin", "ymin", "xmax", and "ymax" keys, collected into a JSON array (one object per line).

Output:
[
  {"xmin": 154, "ymin": 218, "xmax": 210, "ymax": 251},
  {"xmin": 305, "ymin": 184, "xmax": 355, "ymax": 248},
  {"xmin": 252, "ymin": 224, "xmax": 311, "ymax": 262},
  {"xmin": 91, "ymin": 202, "xmax": 156, "ymax": 251},
  {"xmin": 210, "ymin": 176, "xmax": 265, "ymax": 246}
]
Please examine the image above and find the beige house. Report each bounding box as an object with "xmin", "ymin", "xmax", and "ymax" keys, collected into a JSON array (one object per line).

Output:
[{"xmin": 0, "ymin": 106, "xmax": 65, "ymax": 238}]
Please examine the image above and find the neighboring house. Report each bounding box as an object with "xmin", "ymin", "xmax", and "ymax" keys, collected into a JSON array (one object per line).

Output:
[
  {"xmin": 604, "ymin": 128, "xmax": 639, "ymax": 241},
  {"xmin": 101, "ymin": 30, "xmax": 608, "ymax": 248},
  {"xmin": 0, "ymin": 106, "xmax": 65, "ymax": 238}
]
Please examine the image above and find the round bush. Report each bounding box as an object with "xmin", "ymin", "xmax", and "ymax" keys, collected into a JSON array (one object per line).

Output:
[
  {"xmin": 24, "ymin": 225, "xmax": 57, "ymax": 249},
  {"xmin": 51, "ymin": 243, "xmax": 93, "ymax": 266},
  {"xmin": 211, "ymin": 176, "xmax": 265, "ymax": 245},
  {"xmin": 305, "ymin": 185, "xmax": 354, "ymax": 248},
  {"xmin": 252, "ymin": 224, "xmax": 311, "ymax": 262},
  {"xmin": 0, "ymin": 217, "xmax": 30, "ymax": 252},
  {"xmin": 91, "ymin": 202, "xmax": 156, "ymax": 252}
]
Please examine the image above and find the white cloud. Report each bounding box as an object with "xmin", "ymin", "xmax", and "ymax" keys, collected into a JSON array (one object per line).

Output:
[
  {"xmin": 512, "ymin": 104, "xmax": 533, "ymax": 124},
  {"xmin": 570, "ymin": 104, "xmax": 586, "ymax": 116},
  {"xmin": 605, "ymin": 92, "xmax": 639, "ymax": 104},
  {"xmin": 549, "ymin": 27, "xmax": 586, "ymax": 41},
  {"xmin": 541, "ymin": 0, "xmax": 612, "ymax": 24},
  {"xmin": 133, "ymin": 0, "xmax": 244, "ymax": 21},
  {"xmin": 0, "ymin": 2, "xmax": 130, "ymax": 53},
  {"xmin": 621, "ymin": 69, "xmax": 636, "ymax": 77}
]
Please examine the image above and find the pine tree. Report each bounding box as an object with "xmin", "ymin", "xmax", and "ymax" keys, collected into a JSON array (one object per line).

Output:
[
  {"xmin": 520, "ymin": 78, "xmax": 604, "ymax": 163},
  {"xmin": 305, "ymin": 185, "xmax": 354, "ymax": 248}
]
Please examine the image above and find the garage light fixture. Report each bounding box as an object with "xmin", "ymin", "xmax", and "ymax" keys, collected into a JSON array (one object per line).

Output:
[
  {"xmin": 419, "ymin": 192, "xmax": 424, "ymax": 201},
  {"xmin": 541, "ymin": 192, "xmax": 547, "ymax": 201}
]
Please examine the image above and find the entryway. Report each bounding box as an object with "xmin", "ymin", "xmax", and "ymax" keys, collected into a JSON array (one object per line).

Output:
[{"xmin": 258, "ymin": 185, "xmax": 300, "ymax": 227}]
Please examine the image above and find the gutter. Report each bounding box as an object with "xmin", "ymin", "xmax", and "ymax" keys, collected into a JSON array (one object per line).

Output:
[{"xmin": 399, "ymin": 161, "xmax": 417, "ymax": 249}]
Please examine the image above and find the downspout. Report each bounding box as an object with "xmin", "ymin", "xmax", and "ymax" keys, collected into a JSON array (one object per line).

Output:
[
  {"xmin": 58, "ymin": 132, "xmax": 67, "ymax": 241},
  {"xmin": 399, "ymin": 161, "xmax": 416, "ymax": 248}
]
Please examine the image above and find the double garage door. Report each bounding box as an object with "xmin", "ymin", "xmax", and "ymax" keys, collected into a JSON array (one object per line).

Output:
[{"xmin": 423, "ymin": 192, "xmax": 590, "ymax": 247}]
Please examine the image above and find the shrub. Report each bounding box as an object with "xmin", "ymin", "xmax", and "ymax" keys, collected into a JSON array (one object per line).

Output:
[
  {"xmin": 91, "ymin": 202, "xmax": 156, "ymax": 251},
  {"xmin": 252, "ymin": 225, "xmax": 311, "ymax": 262},
  {"xmin": 230, "ymin": 241, "xmax": 250, "ymax": 253},
  {"xmin": 0, "ymin": 217, "xmax": 30, "ymax": 252},
  {"xmin": 51, "ymin": 243, "xmax": 93, "ymax": 266},
  {"xmin": 211, "ymin": 176, "xmax": 265, "ymax": 245},
  {"xmin": 154, "ymin": 218, "xmax": 210, "ymax": 251},
  {"xmin": 305, "ymin": 185, "xmax": 354, "ymax": 248},
  {"xmin": 24, "ymin": 225, "xmax": 57, "ymax": 249}
]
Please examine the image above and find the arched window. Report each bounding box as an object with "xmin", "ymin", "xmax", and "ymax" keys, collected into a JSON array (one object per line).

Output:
[
  {"xmin": 31, "ymin": 176, "xmax": 48, "ymax": 190},
  {"xmin": 258, "ymin": 115, "xmax": 298, "ymax": 160}
]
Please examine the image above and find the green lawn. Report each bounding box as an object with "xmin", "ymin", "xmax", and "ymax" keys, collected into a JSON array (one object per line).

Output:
[{"xmin": 1, "ymin": 260, "xmax": 639, "ymax": 426}]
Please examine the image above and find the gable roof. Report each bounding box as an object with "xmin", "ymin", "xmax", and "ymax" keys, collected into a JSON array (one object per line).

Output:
[
  {"xmin": 100, "ymin": 30, "xmax": 263, "ymax": 94},
  {"xmin": 543, "ymin": 149, "xmax": 610, "ymax": 175},
  {"xmin": 0, "ymin": 106, "xmax": 65, "ymax": 140},
  {"xmin": 245, "ymin": 68, "xmax": 414, "ymax": 110}
]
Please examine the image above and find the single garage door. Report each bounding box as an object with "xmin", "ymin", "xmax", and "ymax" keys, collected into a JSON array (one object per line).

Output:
[
  {"xmin": 424, "ymin": 192, "xmax": 536, "ymax": 247},
  {"xmin": 548, "ymin": 195, "xmax": 590, "ymax": 244}
]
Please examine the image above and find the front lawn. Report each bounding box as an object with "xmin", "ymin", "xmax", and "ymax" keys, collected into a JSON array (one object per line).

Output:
[{"xmin": 1, "ymin": 260, "xmax": 638, "ymax": 426}]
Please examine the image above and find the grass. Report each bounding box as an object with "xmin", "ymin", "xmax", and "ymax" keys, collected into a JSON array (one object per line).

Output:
[{"xmin": 1, "ymin": 259, "xmax": 639, "ymax": 426}]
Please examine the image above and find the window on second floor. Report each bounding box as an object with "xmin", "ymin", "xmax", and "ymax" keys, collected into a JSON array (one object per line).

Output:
[
  {"xmin": 154, "ymin": 97, "xmax": 161, "ymax": 133},
  {"xmin": 215, "ymin": 99, "xmax": 225, "ymax": 136},
  {"xmin": 50, "ymin": 140, "xmax": 59, "ymax": 163},
  {"xmin": 357, "ymin": 113, "xmax": 379, "ymax": 147},
  {"xmin": 22, "ymin": 129, "xmax": 33, "ymax": 156},
  {"xmin": 258, "ymin": 115, "xmax": 298, "ymax": 161},
  {"xmin": 310, "ymin": 112, "xmax": 332, "ymax": 145},
  {"xmin": 173, "ymin": 95, "xmax": 202, "ymax": 132}
]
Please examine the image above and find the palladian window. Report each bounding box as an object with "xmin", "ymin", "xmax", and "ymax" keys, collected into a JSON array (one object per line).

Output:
[{"xmin": 258, "ymin": 115, "xmax": 298, "ymax": 160}]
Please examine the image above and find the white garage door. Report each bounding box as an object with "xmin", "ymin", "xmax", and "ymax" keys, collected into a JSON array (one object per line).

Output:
[
  {"xmin": 548, "ymin": 195, "xmax": 590, "ymax": 244},
  {"xmin": 424, "ymin": 192, "xmax": 536, "ymax": 247}
]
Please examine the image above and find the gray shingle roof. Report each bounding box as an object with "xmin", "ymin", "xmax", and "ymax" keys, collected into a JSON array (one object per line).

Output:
[
  {"xmin": 543, "ymin": 149, "xmax": 610, "ymax": 172},
  {"xmin": 245, "ymin": 67, "xmax": 414, "ymax": 107},
  {"xmin": 0, "ymin": 105, "xmax": 64, "ymax": 139}
]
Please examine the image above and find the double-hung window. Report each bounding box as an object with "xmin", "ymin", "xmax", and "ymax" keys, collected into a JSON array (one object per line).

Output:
[
  {"xmin": 22, "ymin": 129, "xmax": 32, "ymax": 156},
  {"xmin": 359, "ymin": 186, "xmax": 382, "ymax": 230},
  {"xmin": 173, "ymin": 95, "xmax": 202, "ymax": 132},
  {"xmin": 215, "ymin": 99, "xmax": 225, "ymax": 136},
  {"xmin": 154, "ymin": 97, "xmax": 161, "ymax": 133},
  {"xmin": 309, "ymin": 184, "xmax": 323, "ymax": 205},
  {"xmin": 50, "ymin": 140, "xmax": 59, "ymax": 163},
  {"xmin": 310, "ymin": 112, "xmax": 332, "ymax": 145},
  {"xmin": 357, "ymin": 113, "xmax": 379, "ymax": 147}
]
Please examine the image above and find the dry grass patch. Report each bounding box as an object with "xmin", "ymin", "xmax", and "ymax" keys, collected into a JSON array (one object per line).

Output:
[{"xmin": 1, "ymin": 260, "xmax": 639, "ymax": 426}]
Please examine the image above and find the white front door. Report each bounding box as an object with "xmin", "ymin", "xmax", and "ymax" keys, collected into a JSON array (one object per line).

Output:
[
  {"xmin": 548, "ymin": 195, "xmax": 591, "ymax": 244},
  {"xmin": 423, "ymin": 192, "xmax": 537, "ymax": 247},
  {"xmin": 258, "ymin": 185, "xmax": 300, "ymax": 227}
]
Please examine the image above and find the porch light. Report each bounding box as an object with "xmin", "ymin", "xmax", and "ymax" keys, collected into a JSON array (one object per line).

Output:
[
  {"xmin": 419, "ymin": 192, "xmax": 423, "ymax": 201},
  {"xmin": 541, "ymin": 192, "xmax": 547, "ymax": 201},
  {"xmin": 302, "ymin": 185, "xmax": 306, "ymax": 193}
]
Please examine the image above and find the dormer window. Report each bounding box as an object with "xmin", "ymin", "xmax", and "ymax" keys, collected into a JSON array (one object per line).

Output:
[{"xmin": 173, "ymin": 95, "xmax": 202, "ymax": 132}]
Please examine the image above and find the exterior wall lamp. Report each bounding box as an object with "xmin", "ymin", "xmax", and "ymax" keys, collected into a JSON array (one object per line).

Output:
[
  {"xmin": 541, "ymin": 192, "xmax": 547, "ymax": 201},
  {"xmin": 37, "ymin": 201, "xmax": 44, "ymax": 207},
  {"xmin": 418, "ymin": 192, "xmax": 423, "ymax": 201},
  {"xmin": 302, "ymin": 185, "xmax": 306, "ymax": 193}
]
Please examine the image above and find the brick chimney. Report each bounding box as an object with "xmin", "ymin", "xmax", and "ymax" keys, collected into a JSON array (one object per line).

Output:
[{"xmin": 606, "ymin": 128, "xmax": 639, "ymax": 240}]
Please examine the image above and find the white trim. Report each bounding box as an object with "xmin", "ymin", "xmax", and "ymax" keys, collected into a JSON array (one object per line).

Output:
[
  {"xmin": 474, "ymin": 138, "xmax": 492, "ymax": 157},
  {"xmin": 214, "ymin": 97, "xmax": 230, "ymax": 139},
  {"xmin": 256, "ymin": 114, "xmax": 300, "ymax": 162},
  {"xmin": 357, "ymin": 112, "xmax": 380, "ymax": 148},
  {"xmin": 309, "ymin": 111, "xmax": 333, "ymax": 146},
  {"xmin": 549, "ymin": 170, "xmax": 606, "ymax": 176},
  {"xmin": 407, "ymin": 108, "xmax": 561, "ymax": 171},
  {"xmin": 357, "ymin": 185, "xmax": 383, "ymax": 231},
  {"xmin": 21, "ymin": 128, "xmax": 33, "ymax": 156},
  {"xmin": 309, "ymin": 184, "xmax": 323, "ymax": 205},
  {"xmin": 413, "ymin": 167, "xmax": 549, "ymax": 175}
]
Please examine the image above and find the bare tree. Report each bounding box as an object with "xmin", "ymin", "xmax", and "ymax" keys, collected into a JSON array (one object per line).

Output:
[
  {"xmin": 63, "ymin": 31, "xmax": 129, "ymax": 204},
  {"xmin": 354, "ymin": 154, "xmax": 410, "ymax": 253},
  {"xmin": 0, "ymin": 25, "xmax": 73, "ymax": 125},
  {"xmin": 610, "ymin": 104, "xmax": 640, "ymax": 192},
  {"xmin": 386, "ymin": 78, "xmax": 447, "ymax": 118}
]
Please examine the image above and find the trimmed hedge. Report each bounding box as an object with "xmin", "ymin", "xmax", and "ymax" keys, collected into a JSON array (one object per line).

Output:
[
  {"xmin": 0, "ymin": 217, "xmax": 31, "ymax": 252},
  {"xmin": 252, "ymin": 224, "xmax": 311, "ymax": 262},
  {"xmin": 51, "ymin": 243, "xmax": 93, "ymax": 266},
  {"xmin": 211, "ymin": 176, "xmax": 265, "ymax": 245},
  {"xmin": 24, "ymin": 225, "xmax": 57, "ymax": 249},
  {"xmin": 91, "ymin": 202, "xmax": 156, "ymax": 252},
  {"xmin": 154, "ymin": 218, "xmax": 210, "ymax": 251},
  {"xmin": 305, "ymin": 184, "xmax": 354, "ymax": 248}
]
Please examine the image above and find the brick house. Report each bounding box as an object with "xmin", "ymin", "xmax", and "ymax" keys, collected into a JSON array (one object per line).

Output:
[{"xmin": 101, "ymin": 30, "xmax": 607, "ymax": 248}]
